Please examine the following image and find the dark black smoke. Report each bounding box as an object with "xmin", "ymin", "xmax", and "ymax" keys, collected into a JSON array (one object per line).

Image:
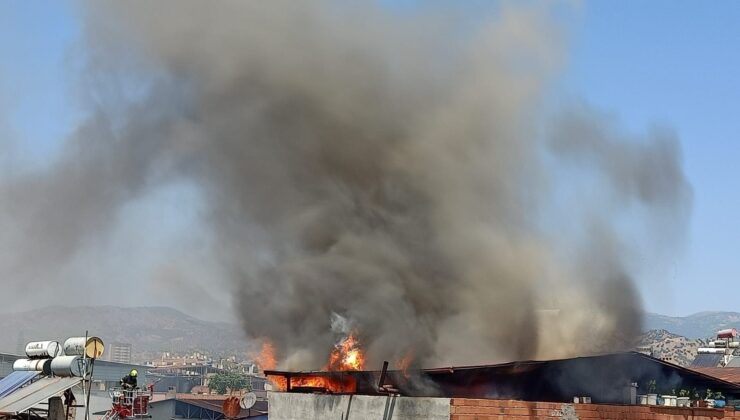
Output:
[{"xmin": 0, "ymin": 1, "xmax": 690, "ymax": 369}]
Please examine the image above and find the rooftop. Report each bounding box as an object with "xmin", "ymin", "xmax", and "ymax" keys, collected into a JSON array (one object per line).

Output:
[
  {"xmin": 691, "ymin": 367, "xmax": 740, "ymax": 385},
  {"xmin": 266, "ymin": 351, "xmax": 740, "ymax": 403}
]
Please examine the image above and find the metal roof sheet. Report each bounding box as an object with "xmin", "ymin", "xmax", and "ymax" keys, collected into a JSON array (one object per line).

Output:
[
  {"xmin": 0, "ymin": 371, "xmax": 39, "ymax": 398},
  {"xmin": 266, "ymin": 351, "xmax": 740, "ymax": 401},
  {"xmin": 0, "ymin": 376, "xmax": 81, "ymax": 415},
  {"xmin": 179, "ymin": 398, "xmax": 269, "ymax": 418},
  {"xmin": 727, "ymin": 357, "xmax": 740, "ymax": 368},
  {"xmin": 150, "ymin": 397, "xmax": 268, "ymax": 419},
  {"xmin": 690, "ymin": 367, "xmax": 740, "ymax": 384}
]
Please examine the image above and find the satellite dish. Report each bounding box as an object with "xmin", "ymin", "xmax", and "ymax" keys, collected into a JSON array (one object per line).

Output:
[{"xmin": 240, "ymin": 392, "xmax": 257, "ymax": 410}]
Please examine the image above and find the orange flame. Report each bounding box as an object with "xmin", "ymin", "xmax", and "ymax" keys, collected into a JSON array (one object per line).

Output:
[
  {"xmin": 253, "ymin": 339, "xmax": 277, "ymax": 371},
  {"xmin": 326, "ymin": 334, "xmax": 365, "ymax": 371},
  {"xmin": 395, "ymin": 351, "xmax": 414, "ymax": 378},
  {"xmin": 266, "ymin": 374, "xmax": 356, "ymax": 393},
  {"xmin": 290, "ymin": 375, "xmax": 357, "ymax": 393},
  {"xmin": 266, "ymin": 374, "xmax": 287, "ymax": 391},
  {"xmin": 264, "ymin": 333, "xmax": 363, "ymax": 394}
]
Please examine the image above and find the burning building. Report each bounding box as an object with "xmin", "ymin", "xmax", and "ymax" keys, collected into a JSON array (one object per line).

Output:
[
  {"xmin": 2, "ymin": 1, "xmax": 692, "ymax": 373},
  {"xmin": 266, "ymin": 352, "xmax": 740, "ymax": 402},
  {"xmin": 0, "ymin": 3, "xmax": 703, "ymax": 418},
  {"xmin": 266, "ymin": 352, "xmax": 740, "ymax": 420}
]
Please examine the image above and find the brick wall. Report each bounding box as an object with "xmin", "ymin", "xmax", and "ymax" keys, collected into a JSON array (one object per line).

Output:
[{"xmin": 450, "ymin": 398, "xmax": 740, "ymax": 420}]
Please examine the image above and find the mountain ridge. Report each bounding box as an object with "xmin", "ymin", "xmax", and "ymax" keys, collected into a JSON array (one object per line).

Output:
[
  {"xmin": 635, "ymin": 329, "xmax": 707, "ymax": 367},
  {"xmin": 644, "ymin": 311, "xmax": 740, "ymax": 339},
  {"xmin": 1, "ymin": 306, "xmax": 737, "ymax": 362},
  {"xmin": 0, "ymin": 305, "xmax": 249, "ymax": 361}
]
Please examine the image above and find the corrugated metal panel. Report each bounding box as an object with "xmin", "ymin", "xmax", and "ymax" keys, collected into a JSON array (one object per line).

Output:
[
  {"xmin": 266, "ymin": 351, "xmax": 740, "ymax": 402},
  {"xmin": 90, "ymin": 360, "xmax": 148, "ymax": 384},
  {"xmin": 691, "ymin": 367, "xmax": 740, "ymax": 384},
  {"xmin": 690, "ymin": 354, "xmax": 723, "ymax": 368},
  {"xmin": 0, "ymin": 371, "xmax": 39, "ymax": 398},
  {"xmin": 150, "ymin": 398, "xmax": 268, "ymax": 419},
  {"xmin": 0, "ymin": 376, "xmax": 81, "ymax": 415}
]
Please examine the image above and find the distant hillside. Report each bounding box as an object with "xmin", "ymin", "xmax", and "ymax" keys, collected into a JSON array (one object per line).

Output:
[
  {"xmin": 0, "ymin": 306, "xmax": 249, "ymax": 360},
  {"xmin": 4, "ymin": 307, "xmax": 736, "ymax": 364},
  {"xmin": 636, "ymin": 329, "xmax": 706, "ymax": 367},
  {"xmin": 644, "ymin": 311, "xmax": 740, "ymax": 339}
]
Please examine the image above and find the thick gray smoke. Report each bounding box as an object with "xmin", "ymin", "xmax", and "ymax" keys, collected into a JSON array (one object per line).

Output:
[{"xmin": 0, "ymin": 1, "xmax": 691, "ymax": 368}]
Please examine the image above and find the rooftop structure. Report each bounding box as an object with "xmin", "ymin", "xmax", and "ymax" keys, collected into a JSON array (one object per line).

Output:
[
  {"xmin": 266, "ymin": 351, "xmax": 740, "ymax": 404},
  {"xmin": 691, "ymin": 328, "xmax": 740, "ymax": 368},
  {"xmin": 691, "ymin": 367, "xmax": 740, "ymax": 385},
  {"xmin": 0, "ymin": 336, "xmax": 105, "ymax": 420},
  {"xmin": 148, "ymin": 395, "xmax": 267, "ymax": 420}
]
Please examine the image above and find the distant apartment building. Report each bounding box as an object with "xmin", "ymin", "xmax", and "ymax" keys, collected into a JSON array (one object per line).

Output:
[
  {"xmin": 154, "ymin": 352, "xmax": 211, "ymax": 367},
  {"xmin": 107, "ymin": 342, "xmax": 133, "ymax": 364}
]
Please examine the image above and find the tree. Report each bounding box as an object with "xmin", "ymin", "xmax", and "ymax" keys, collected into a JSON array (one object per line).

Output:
[{"xmin": 208, "ymin": 372, "xmax": 250, "ymax": 395}]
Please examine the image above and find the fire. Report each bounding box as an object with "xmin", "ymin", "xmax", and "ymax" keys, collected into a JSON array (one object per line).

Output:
[
  {"xmin": 290, "ymin": 375, "xmax": 357, "ymax": 393},
  {"xmin": 395, "ymin": 351, "xmax": 414, "ymax": 378},
  {"xmin": 263, "ymin": 330, "xmax": 362, "ymax": 394},
  {"xmin": 267, "ymin": 374, "xmax": 357, "ymax": 393},
  {"xmin": 253, "ymin": 339, "xmax": 277, "ymax": 371},
  {"xmin": 267, "ymin": 375, "xmax": 287, "ymax": 391},
  {"xmin": 326, "ymin": 334, "xmax": 365, "ymax": 371}
]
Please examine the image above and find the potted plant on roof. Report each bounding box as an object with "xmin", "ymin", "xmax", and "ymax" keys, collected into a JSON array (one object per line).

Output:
[
  {"xmin": 693, "ymin": 389, "xmax": 706, "ymax": 407},
  {"xmin": 677, "ymin": 389, "xmax": 690, "ymax": 407},
  {"xmin": 647, "ymin": 380, "xmax": 658, "ymax": 405},
  {"xmin": 704, "ymin": 388, "xmax": 714, "ymax": 408},
  {"xmin": 660, "ymin": 388, "xmax": 675, "ymax": 407},
  {"xmin": 713, "ymin": 392, "xmax": 726, "ymax": 408}
]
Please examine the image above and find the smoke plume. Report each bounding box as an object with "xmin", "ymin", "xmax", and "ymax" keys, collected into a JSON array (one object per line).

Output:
[{"xmin": 0, "ymin": 1, "xmax": 690, "ymax": 368}]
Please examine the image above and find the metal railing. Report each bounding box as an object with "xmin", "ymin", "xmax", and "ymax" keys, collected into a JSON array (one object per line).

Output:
[{"xmin": 107, "ymin": 388, "xmax": 151, "ymax": 418}]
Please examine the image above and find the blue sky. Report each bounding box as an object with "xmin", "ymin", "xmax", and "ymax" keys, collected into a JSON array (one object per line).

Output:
[
  {"xmin": 0, "ymin": 1, "xmax": 737, "ymax": 317},
  {"xmin": 558, "ymin": 1, "xmax": 740, "ymax": 315},
  {"xmin": 0, "ymin": 1, "xmax": 80, "ymax": 167}
]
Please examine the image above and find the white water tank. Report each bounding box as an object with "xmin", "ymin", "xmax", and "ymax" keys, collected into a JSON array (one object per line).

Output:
[
  {"xmin": 24, "ymin": 341, "xmax": 62, "ymax": 359},
  {"xmin": 63, "ymin": 337, "xmax": 105, "ymax": 359},
  {"xmin": 13, "ymin": 358, "xmax": 52, "ymax": 374},
  {"xmin": 697, "ymin": 347, "xmax": 726, "ymax": 354},
  {"xmin": 50, "ymin": 356, "xmax": 84, "ymax": 377}
]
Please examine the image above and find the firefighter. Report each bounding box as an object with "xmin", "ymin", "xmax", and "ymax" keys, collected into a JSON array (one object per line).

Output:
[{"xmin": 121, "ymin": 369, "xmax": 138, "ymax": 390}]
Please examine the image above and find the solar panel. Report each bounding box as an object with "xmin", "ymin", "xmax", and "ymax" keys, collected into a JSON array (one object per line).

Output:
[
  {"xmin": 690, "ymin": 354, "xmax": 723, "ymax": 368},
  {"xmin": 0, "ymin": 376, "xmax": 81, "ymax": 415},
  {"xmin": 0, "ymin": 372, "xmax": 39, "ymax": 398},
  {"xmin": 726, "ymin": 357, "xmax": 740, "ymax": 367}
]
